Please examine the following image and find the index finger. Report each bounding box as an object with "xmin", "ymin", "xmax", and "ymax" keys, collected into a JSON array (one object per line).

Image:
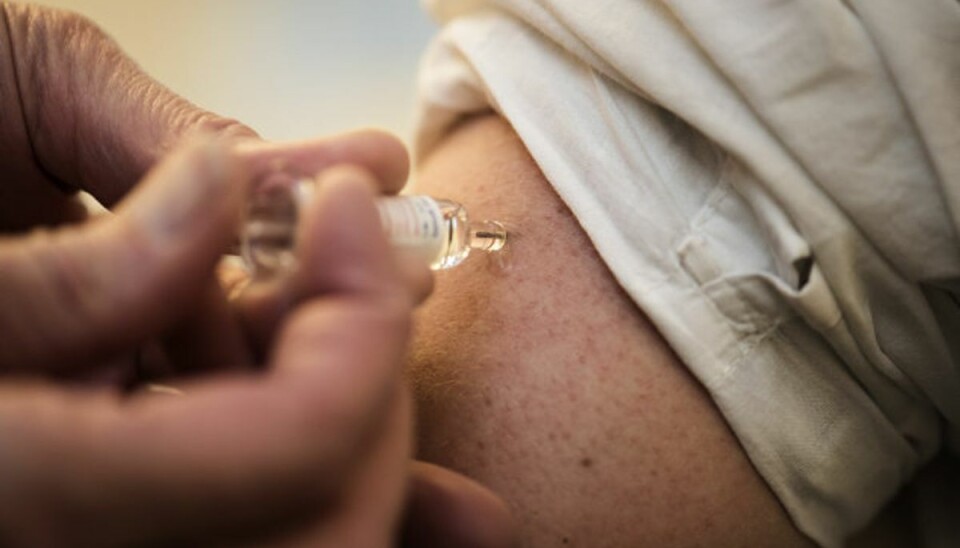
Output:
[{"xmin": 237, "ymin": 130, "xmax": 410, "ymax": 195}]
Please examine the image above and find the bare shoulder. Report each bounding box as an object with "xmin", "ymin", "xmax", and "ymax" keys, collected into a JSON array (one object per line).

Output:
[{"xmin": 407, "ymin": 113, "xmax": 813, "ymax": 547}]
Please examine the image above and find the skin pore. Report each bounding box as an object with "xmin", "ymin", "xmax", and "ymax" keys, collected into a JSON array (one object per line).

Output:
[{"xmin": 405, "ymin": 113, "xmax": 814, "ymax": 547}]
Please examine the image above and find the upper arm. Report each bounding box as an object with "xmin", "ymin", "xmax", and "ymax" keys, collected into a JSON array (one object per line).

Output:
[{"xmin": 405, "ymin": 114, "xmax": 812, "ymax": 546}]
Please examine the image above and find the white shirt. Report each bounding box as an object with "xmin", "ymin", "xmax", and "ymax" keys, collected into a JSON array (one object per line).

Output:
[{"xmin": 415, "ymin": 1, "xmax": 960, "ymax": 545}]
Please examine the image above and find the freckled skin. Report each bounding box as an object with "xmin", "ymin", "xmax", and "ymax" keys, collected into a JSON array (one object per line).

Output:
[{"xmin": 406, "ymin": 114, "xmax": 814, "ymax": 547}]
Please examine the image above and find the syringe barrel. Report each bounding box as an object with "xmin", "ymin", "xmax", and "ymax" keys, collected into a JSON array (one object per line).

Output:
[{"xmin": 240, "ymin": 175, "xmax": 506, "ymax": 278}]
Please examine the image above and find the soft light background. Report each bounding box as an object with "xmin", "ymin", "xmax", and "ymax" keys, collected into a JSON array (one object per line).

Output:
[{"xmin": 33, "ymin": 0, "xmax": 436, "ymax": 142}]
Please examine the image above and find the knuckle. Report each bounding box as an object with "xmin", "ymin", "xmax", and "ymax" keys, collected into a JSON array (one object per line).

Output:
[
  {"xmin": 6, "ymin": 3, "xmax": 120, "ymax": 181},
  {"xmin": 45, "ymin": 5, "xmax": 100, "ymax": 34},
  {"xmin": 8, "ymin": 3, "xmax": 103, "ymax": 41}
]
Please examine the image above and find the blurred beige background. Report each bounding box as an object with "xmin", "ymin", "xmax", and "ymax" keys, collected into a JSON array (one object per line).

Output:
[{"xmin": 34, "ymin": 0, "xmax": 436, "ymax": 142}]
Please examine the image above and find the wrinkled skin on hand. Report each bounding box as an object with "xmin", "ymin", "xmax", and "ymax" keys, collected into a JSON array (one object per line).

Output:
[
  {"xmin": 0, "ymin": 4, "xmax": 514, "ymax": 546},
  {"xmin": 0, "ymin": 2, "xmax": 251, "ymax": 230}
]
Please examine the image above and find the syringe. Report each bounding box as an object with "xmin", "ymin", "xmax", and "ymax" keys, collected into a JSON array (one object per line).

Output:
[{"xmin": 240, "ymin": 172, "xmax": 508, "ymax": 279}]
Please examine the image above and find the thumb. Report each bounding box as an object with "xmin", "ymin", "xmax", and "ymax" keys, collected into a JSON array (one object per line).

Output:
[{"xmin": 0, "ymin": 136, "xmax": 250, "ymax": 375}]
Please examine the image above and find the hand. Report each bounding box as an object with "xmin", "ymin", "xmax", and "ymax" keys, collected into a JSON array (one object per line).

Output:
[
  {"xmin": 0, "ymin": 3, "xmax": 514, "ymax": 546},
  {"xmin": 0, "ymin": 131, "xmax": 406, "ymax": 546}
]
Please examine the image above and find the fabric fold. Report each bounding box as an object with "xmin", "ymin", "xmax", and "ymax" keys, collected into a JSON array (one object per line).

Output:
[{"xmin": 415, "ymin": 1, "xmax": 960, "ymax": 545}]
